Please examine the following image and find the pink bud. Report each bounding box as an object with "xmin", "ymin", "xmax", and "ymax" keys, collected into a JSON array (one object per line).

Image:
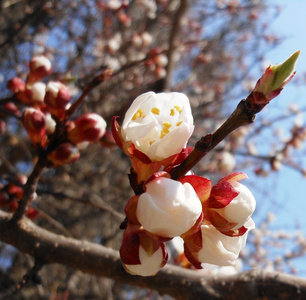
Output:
[
  {"xmin": 22, "ymin": 108, "xmax": 47, "ymax": 146},
  {"xmin": 44, "ymin": 81, "xmax": 71, "ymax": 120},
  {"xmin": 120, "ymin": 225, "xmax": 168, "ymax": 276},
  {"xmin": 4, "ymin": 102, "xmax": 20, "ymax": 115},
  {"xmin": 7, "ymin": 77, "xmax": 26, "ymax": 93},
  {"xmin": 47, "ymin": 143, "xmax": 80, "ymax": 167},
  {"xmin": 67, "ymin": 113, "xmax": 106, "ymax": 144},
  {"xmin": 154, "ymin": 54, "xmax": 168, "ymax": 67},
  {"xmin": 17, "ymin": 82, "xmax": 46, "ymax": 106},
  {"xmin": 28, "ymin": 55, "xmax": 52, "ymax": 83}
]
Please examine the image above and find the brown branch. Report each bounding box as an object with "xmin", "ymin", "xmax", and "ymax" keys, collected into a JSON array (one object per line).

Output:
[
  {"xmin": 164, "ymin": 0, "xmax": 189, "ymax": 90},
  {"xmin": 12, "ymin": 160, "xmax": 45, "ymax": 221},
  {"xmin": 1, "ymin": 210, "xmax": 306, "ymax": 299},
  {"xmin": 170, "ymin": 99, "xmax": 254, "ymax": 179}
]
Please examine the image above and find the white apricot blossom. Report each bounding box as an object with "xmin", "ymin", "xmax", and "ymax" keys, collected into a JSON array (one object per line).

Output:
[
  {"xmin": 136, "ymin": 177, "xmax": 202, "ymax": 238},
  {"xmin": 123, "ymin": 245, "xmax": 165, "ymax": 277},
  {"xmin": 215, "ymin": 181, "xmax": 256, "ymax": 230},
  {"xmin": 121, "ymin": 92, "xmax": 194, "ymax": 161},
  {"xmin": 195, "ymin": 219, "xmax": 255, "ymax": 266}
]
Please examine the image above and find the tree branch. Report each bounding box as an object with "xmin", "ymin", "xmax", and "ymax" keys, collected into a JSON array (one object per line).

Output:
[{"xmin": 1, "ymin": 210, "xmax": 306, "ymax": 299}]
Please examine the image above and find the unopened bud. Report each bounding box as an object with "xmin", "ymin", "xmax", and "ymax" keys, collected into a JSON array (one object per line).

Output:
[
  {"xmin": 22, "ymin": 108, "xmax": 47, "ymax": 146},
  {"xmin": 17, "ymin": 82, "xmax": 46, "ymax": 106},
  {"xmin": 28, "ymin": 55, "xmax": 52, "ymax": 83},
  {"xmin": 47, "ymin": 143, "xmax": 80, "ymax": 167},
  {"xmin": 7, "ymin": 77, "xmax": 26, "ymax": 93},
  {"xmin": 247, "ymin": 51, "xmax": 300, "ymax": 110},
  {"xmin": 67, "ymin": 113, "xmax": 106, "ymax": 144},
  {"xmin": 44, "ymin": 81, "xmax": 71, "ymax": 120}
]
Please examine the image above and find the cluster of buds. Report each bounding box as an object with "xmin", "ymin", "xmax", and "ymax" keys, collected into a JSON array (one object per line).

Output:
[
  {"xmin": 113, "ymin": 92, "xmax": 256, "ymax": 276},
  {"xmin": 6, "ymin": 55, "xmax": 107, "ymax": 167},
  {"xmin": 145, "ymin": 48, "xmax": 168, "ymax": 79},
  {"xmin": 0, "ymin": 175, "xmax": 39, "ymax": 220}
]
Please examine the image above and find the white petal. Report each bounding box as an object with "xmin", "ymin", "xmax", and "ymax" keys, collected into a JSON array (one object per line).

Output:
[
  {"xmin": 136, "ymin": 178, "xmax": 202, "ymax": 237},
  {"xmin": 124, "ymin": 246, "xmax": 163, "ymax": 276},
  {"xmin": 222, "ymin": 182, "xmax": 256, "ymax": 229}
]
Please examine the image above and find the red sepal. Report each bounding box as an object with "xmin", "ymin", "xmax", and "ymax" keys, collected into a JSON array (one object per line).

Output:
[
  {"xmin": 120, "ymin": 233, "xmax": 141, "ymax": 265},
  {"xmin": 219, "ymin": 225, "xmax": 248, "ymax": 237},
  {"xmin": 208, "ymin": 181, "xmax": 238, "ymax": 209},
  {"xmin": 220, "ymin": 172, "xmax": 248, "ymax": 183},
  {"xmin": 183, "ymin": 242, "xmax": 202, "ymax": 270},
  {"xmin": 111, "ymin": 116, "xmax": 123, "ymax": 149},
  {"xmin": 124, "ymin": 195, "xmax": 141, "ymax": 225},
  {"xmin": 179, "ymin": 175, "xmax": 211, "ymax": 202},
  {"xmin": 205, "ymin": 210, "xmax": 238, "ymax": 232}
]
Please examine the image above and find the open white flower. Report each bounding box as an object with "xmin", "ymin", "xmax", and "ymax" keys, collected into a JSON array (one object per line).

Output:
[
  {"xmin": 136, "ymin": 177, "xmax": 202, "ymax": 238},
  {"xmin": 122, "ymin": 92, "xmax": 194, "ymax": 161},
  {"xmin": 196, "ymin": 219, "xmax": 255, "ymax": 266},
  {"xmin": 123, "ymin": 245, "xmax": 164, "ymax": 277}
]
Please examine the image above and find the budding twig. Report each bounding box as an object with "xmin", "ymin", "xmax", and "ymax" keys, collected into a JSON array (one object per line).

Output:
[
  {"xmin": 12, "ymin": 159, "xmax": 45, "ymax": 221},
  {"xmin": 170, "ymin": 99, "xmax": 257, "ymax": 180}
]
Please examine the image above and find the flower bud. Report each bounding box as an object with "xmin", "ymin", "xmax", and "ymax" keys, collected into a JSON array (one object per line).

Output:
[
  {"xmin": 47, "ymin": 143, "xmax": 80, "ymax": 167},
  {"xmin": 7, "ymin": 77, "xmax": 26, "ymax": 93},
  {"xmin": 4, "ymin": 102, "xmax": 20, "ymax": 116},
  {"xmin": 200, "ymin": 173, "xmax": 256, "ymax": 235},
  {"xmin": 67, "ymin": 113, "xmax": 107, "ymax": 144},
  {"xmin": 247, "ymin": 51, "xmax": 300, "ymax": 109},
  {"xmin": 136, "ymin": 177, "xmax": 202, "ymax": 238},
  {"xmin": 120, "ymin": 225, "xmax": 168, "ymax": 276},
  {"xmin": 121, "ymin": 92, "xmax": 194, "ymax": 161},
  {"xmin": 218, "ymin": 151, "xmax": 236, "ymax": 173},
  {"xmin": 17, "ymin": 82, "xmax": 46, "ymax": 106},
  {"xmin": 22, "ymin": 108, "xmax": 47, "ymax": 146},
  {"xmin": 215, "ymin": 181, "xmax": 256, "ymax": 230},
  {"xmin": 28, "ymin": 55, "xmax": 52, "ymax": 83},
  {"xmin": 44, "ymin": 81, "xmax": 71, "ymax": 120},
  {"xmin": 186, "ymin": 219, "xmax": 255, "ymax": 266}
]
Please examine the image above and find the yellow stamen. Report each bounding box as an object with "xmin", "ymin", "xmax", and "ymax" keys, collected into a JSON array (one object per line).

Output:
[
  {"xmin": 132, "ymin": 109, "xmax": 143, "ymax": 120},
  {"xmin": 151, "ymin": 107, "xmax": 160, "ymax": 115},
  {"xmin": 174, "ymin": 105, "xmax": 182, "ymax": 113},
  {"xmin": 160, "ymin": 131, "xmax": 167, "ymax": 139},
  {"xmin": 149, "ymin": 140, "xmax": 155, "ymax": 145},
  {"xmin": 176, "ymin": 121, "xmax": 183, "ymax": 126},
  {"xmin": 170, "ymin": 108, "xmax": 175, "ymax": 116},
  {"xmin": 162, "ymin": 121, "xmax": 172, "ymax": 129}
]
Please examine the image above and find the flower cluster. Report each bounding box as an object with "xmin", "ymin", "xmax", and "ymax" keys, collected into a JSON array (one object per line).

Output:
[
  {"xmin": 113, "ymin": 92, "xmax": 256, "ymax": 276},
  {"xmin": 0, "ymin": 175, "xmax": 39, "ymax": 220},
  {"xmin": 6, "ymin": 55, "xmax": 107, "ymax": 167}
]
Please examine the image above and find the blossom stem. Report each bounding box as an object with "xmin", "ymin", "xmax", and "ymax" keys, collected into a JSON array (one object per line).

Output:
[
  {"xmin": 170, "ymin": 99, "xmax": 255, "ymax": 180},
  {"xmin": 12, "ymin": 159, "xmax": 45, "ymax": 221}
]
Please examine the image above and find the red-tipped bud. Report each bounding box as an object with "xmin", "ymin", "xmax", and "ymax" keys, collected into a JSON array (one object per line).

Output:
[
  {"xmin": 47, "ymin": 143, "xmax": 80, "ymax": 167},
  {"xmin": 4, "ymin": 102, "xmax": 20, "ymax": 115},
  {"xmin": 17, "ymin": 82, "xmax": 46, "ymax": 106},
  {"xmin": 7, "ymin": 77, "xmax": 26, "ymax": 93},
  {"xmin": 27, "ymin": 55, "xmax": 52, "ymax": 83},
  {"xmin": 67, "ymin": 113, "xmax": 106, "ymax": 144},
  {"xmin": 22, "ymin": 108, "xmax": 47, "ymax": 146},
  {"xmin": 44, "ymin": 81, "xmax": 71, "ymax": 120},
  {"xmin": 247, "ymin": 51, "xmax": 300, "ymax": 111},
  {"xmin": 120, "ymin": 224, "xmax": 168, "ymax": 276}
]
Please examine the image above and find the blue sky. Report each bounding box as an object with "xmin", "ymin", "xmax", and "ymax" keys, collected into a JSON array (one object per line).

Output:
[
  {"xmin": 260, "ymin": 1, "xmax": 306, "ymax": 226},
  {"xmin": 245, "ymin": 0, "xmax": 306, "ymax": 274}
]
